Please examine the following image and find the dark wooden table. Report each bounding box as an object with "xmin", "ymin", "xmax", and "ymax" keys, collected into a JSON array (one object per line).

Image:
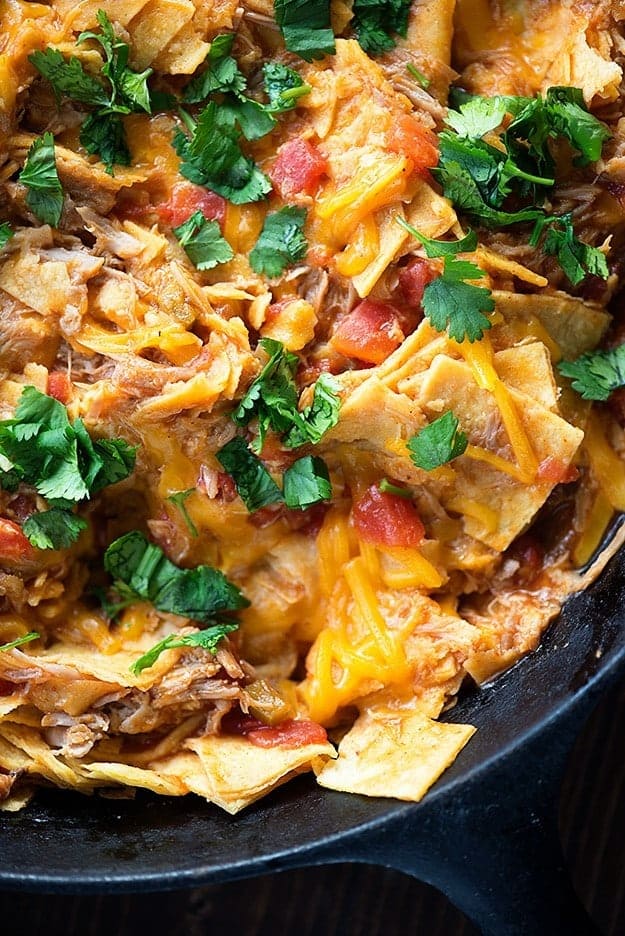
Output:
[{"xmin": 2, "ymin": 673, "xmax": 624, "ymax": 936}]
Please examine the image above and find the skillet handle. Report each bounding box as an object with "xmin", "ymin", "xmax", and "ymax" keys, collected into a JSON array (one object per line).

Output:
[{"xmin": 340, "ymin": 693, "xmax": 601, "ymax": 935}]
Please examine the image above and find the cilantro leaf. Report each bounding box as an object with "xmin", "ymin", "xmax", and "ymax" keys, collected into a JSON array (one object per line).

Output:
[
  {"xmin": 0, "ymin": 632, "xmax": 40, "ymax": 653},
  {"xmin": 283, "ymin": 455, "xmax": 332, "ymax": 509},
  {"xmin": 104, "ymin": 531, "xmax": 249, "ymax": 622},
  {"xmin": 183, "ymin": 34, "xmax": 246, "ymax": 103},
  {"xmin": 445, "ymin": 96, "xmax": 508, "ymax": 138},
  {"xmin": 558, "ymin": 345, "xmax": 625, "ymax": 401},
  {"xmin": 283, "ymin": 373, "xmax": 341, "ymax": 448},
  {"xmin": 130, "ymin": 622, "xmax": 238, "ymax": 675},
  {"xmin": 31, "ymin": 12, "xmax": 153, "ymax": 172},
  {"xmin": 173, "ymin": 210, "xmax": 234, "ymax": 270},
  {"xmin": 433, "ymin": 158, "xmax": 543, "ymax": 229},
  {"xmin": 263, "ymin": 62, "xmax": 311, "ymax": 112},
  {"xmin": 0, "ymin": 223, "xmax": 13, "ymax": 249},
  {"xmin": 166, "ymin": 489, "xmax": 198, "ymax": 537},
  {"xmin": 422, "ymin": 256, "xmax": 495, "ymax": 342},
  {"xmin": 396, "ymin": 217, "xmax": 477, "ymax": 256},
  {"xmin": 0, "ymin": 387, "xmax": 135, "ymax": 512},
  {"xmin": 530, "ymin": 214, "xmax": 609, "ymax": 286},
  {"xmin": 249, "ymin": 206, "xmax": 308, "ymax": 277},
  {"xmin": 22, "ymin": 508, "xmax": 87, "ymax": 550},
  {"xmin": 78, "ymin": 10, "xmax": 152, "ymax": 114},
  {"xmin": 544, "ymin": 87, "xmax": 611, "ymax": 166},
  {"xmin": 216, "ymin": 436, "xmax": 283, "ymax": 511},
  {"xmin": 407, "ymin": 411, "xmax": 468, "ymax": 471},
  {"xmin": 274, "ymin": 0, "xmax": 336, "ymax": 61},
  {"xmin": 232, "ymin": 340, "xmax": 340, "ymax": 451},
  {"xmin": 174, "ymin": 104, "xmax": 272, "ymax": 204},
  {"xmin": 80, "ymin": 112, "xmax": 130, "ymax": 170},
  {"xmin": 28, "ymin": 48, "xmax": 109, "ymax": 106},
  {"xmin": 19, "ymin": 132, "xmax": 63, "ymax": 227},
  {"xmin": 220, "ymin": 97, "xmax": 277, "ymax": 141},
  {"xmin": 352, "ymin": 0, "xmax": 411, "ymax": 54}
]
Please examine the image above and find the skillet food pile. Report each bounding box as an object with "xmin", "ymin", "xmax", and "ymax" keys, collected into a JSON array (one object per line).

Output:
[{"xmin": 2, "ymin": 0, "xmax": 625, "ymax": 814}]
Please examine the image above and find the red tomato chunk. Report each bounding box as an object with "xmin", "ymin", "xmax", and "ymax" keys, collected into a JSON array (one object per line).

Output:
[
  {"xmin": 331, "ymin": 299, "xmax": 404, "ymax": 365},
  {"xmin": 398, "ymin": 257, "xmax": 437, "ymax": 308},
  {"xmin": 157, "ymin": 182, "xmax": 226, "ymax": 228},
  {"xmin": 223, "ymin": 712, "xmax": 328, "ymax": 748},
  {"xmin": 537, "ymin": 457, "xmax": 579, "ymax": 484},
  {"xmin": 353, "ymin": 485, "xmax": 425, "ymax": 548},
  {"xmin": 269, "ymin": 138, "xmax": 328, "ymax": 198},
  {"xmin": 386, "ymin": 114, "xmax": 439, "ymax": 176},
  {"xmin": 47, "ymin": 371, "xmax": 72, "ymax": 404},
  {"xmin": 0, "ymin": 519, "xmax": 34, "ymax": 562}
]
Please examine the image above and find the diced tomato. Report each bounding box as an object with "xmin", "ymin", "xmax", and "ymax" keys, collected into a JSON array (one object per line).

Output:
[
  {"xmin": 269, "ymin": 138, "xmax": 329, "ymax": 199},
  {"xmin": 398, "ymin": 257, "xmax": 437, "ymax": 308},
  {"xmin": 223, "ymin": 712, "xmax": 328, "ymax": 748},
  {"xmin": 0, "ymin": 519, "xmax": 34, "ymax": 563},
  {"xmin": 508, "ymin": 534, "xmax": 544, "ymax": 586},
  {"xmin": 157, "ymin": 182, "xmax": 227, "ymax": 229},
  {"xmin": 537, "ymin": 457, "xmax": 579, "ymax": 484},
  {"xmin": 285, "ymin": 501, "xmax": 329, "ymax": 537},
  {"xmin": 331, "ymin": 299, "xmax": 404, "ymax": 365},
  {"xmin": 387, "ymin": 114, "xmax": 438, "ymax": 177},
  {"xmin": 47, "ymin": 371, "xmax": 72, "ymax": 404},
  {"xmin": 352, "ymin": 484, "xmax": 425, "ymax": 548}
]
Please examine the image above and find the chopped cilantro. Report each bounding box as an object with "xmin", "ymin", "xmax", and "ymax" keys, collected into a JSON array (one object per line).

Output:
[
  {"xmin": 22, "ymin": 508, "xmax": 88, "ymax": 550},
  {"xmin": 130, "ymin": 623, "xmax": 239, "ymax": 675},
  {"xmin": 249, "ymin": 206, "xmax": 308, "ymax": 277},
  {"xmin": 445, "ymin": 96, "xmax": 508, "ymax": 139},
  {"xmin": 283, "ymin": 373, "xmax": 341, "ymax": 448},
  {"xmin": 558, "ymin": 345, "xmax": 625, "ymax": 401},
  {"xmin": 274, "ymin": 0, "xmax": 336, "ymax": 61},
  {"xmin": 436, "ymin": 88, "xmax": 609, "ymax": 236},
  {"xmin": 396, "ymin": 217, "xmax": 477, "ymax": 256},
  {"xmin": 0, "ymin": 632, "xmax": 40, "ymax": 653},
  {"xmin": 30, "ymin": 11, "xmax": 153, "ymax": 172},
  {"xmin": 422, "ymin": 257, "xmax": 495, "ymax": 343},
  {"xmin": 407, "ymin": 412, "xmax": 468, "ymax": 471},
  {"xmin": 544, "ymin": 87, "xmax": 611, "ymax": 166},
  {"xmin": 183, "ymin": 35, "xmax": 277, "ymax": 141},
  {"xmin": 232, "ymin": 339, "xmax": 340, "ymax": 452},
  {"xmin": 183, "ymin": 34, "xmax": 246, "ymax": 102},
  {"xmin": 0, "ymin": 223, "xmax": 13, "ymax": 248},
  {"xmin": 529, "ymin": 214, "xmax": 609, "ymax": 286},
  {"xmin": 217, "ymin": 437, "xmax": 332, "ymax": 512},
  {"xmin": 174, "ymin": 104, "xmax": 272, "ymax": 204},
  {"xmin": 104, "ymin": 531, "xmax": 249, "ymax": 624},
  {"xmin": 173, "ymin": 210, "xmax": 234, "ymax": 270},
  {"xmin": 352, "ymin": 0, "xmax": 411, "ymax": 54},
  {"xmin": 263, "ymin": 62, "xmax": 311, "ymax": 112},
  {"xmin": 166, "ymin": 489, "xmax": 199, "ymax": 538},
  {"xmin": 28, "ymin": 48, "xmax": 110, "ymax": 106},
  {"xmin": 19, "ymin": 133, "xmax": 64, "ymax": 227},
  {"xmin": 216, "ymin": 436, "xmax": 283, "ymax": 512},
  {"xmin": 283, "ymin": 455, "xmax": 331, "ymax": 509},
  {"xmin": 0, "ymin": 387, "xmax": 136, "ymax": 550}
]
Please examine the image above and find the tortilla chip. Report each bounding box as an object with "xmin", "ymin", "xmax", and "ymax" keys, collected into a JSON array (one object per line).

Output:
[
  {"xmin": 315, "ymin": 710, "xmax": 475, "ymax": 800},
  {"xmin": 186, "ymin": 734, "xmax": 336, "ymax": 814},
  {"xmin": 0, "ymin": 724, "xmax": 91, "ymax": 789},
  {"xmin": 0, "ymin": 786, "xmax": 34, "ymax": 812},
  {"xmin": 77, "ymin": 761, "xmax": 187, "ymax": 796}
]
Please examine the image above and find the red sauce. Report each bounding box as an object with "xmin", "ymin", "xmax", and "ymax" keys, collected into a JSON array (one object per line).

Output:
[{"xmin": 222, "ymin": 711, "xmax": 328, "ymax": 748}]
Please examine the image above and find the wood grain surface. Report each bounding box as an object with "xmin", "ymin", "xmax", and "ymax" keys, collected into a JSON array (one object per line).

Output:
[{"xmin": 1, "ymin": 673, "xmax": 624, "ymax": 936}]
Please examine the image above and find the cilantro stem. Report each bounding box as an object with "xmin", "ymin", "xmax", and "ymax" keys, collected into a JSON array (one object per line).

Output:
[{"xmin": 178, "ymin": 107, "xmax": 196, "ymax": 134}]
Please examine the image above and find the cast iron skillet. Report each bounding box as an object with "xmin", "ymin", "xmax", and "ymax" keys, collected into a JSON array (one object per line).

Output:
[{"xmin": 2, "ymin": 525, "xmax": 625, "ymax": 936}]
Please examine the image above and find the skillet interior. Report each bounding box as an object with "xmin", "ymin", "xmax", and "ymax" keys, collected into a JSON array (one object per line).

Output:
[{"xmin": 2, "ymin": 528, "xmax": 625, "ymax": 894}]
